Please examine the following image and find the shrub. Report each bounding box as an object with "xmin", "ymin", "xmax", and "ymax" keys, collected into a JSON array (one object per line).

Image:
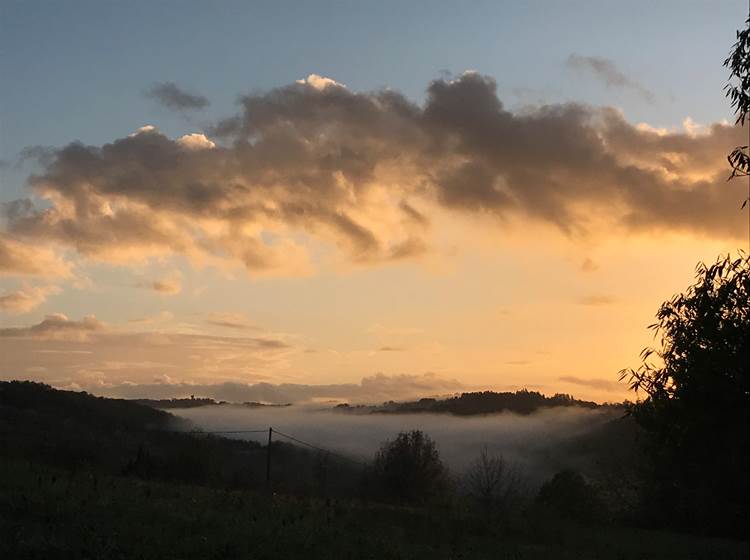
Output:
[
  {"xmin": 368, "ymin": 430, "xmax": 449, "ymax": 503},
  {"xmin": 536, "ymin": 469, "xmax": 604, "ymax": 523}
]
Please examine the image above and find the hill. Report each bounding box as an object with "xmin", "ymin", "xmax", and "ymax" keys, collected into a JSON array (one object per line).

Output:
[
  {"xmin": 1, "ymin": 381, "xmax": 747, "ymax": 559},
  {"xmin": 0, "ymin": 381, "xmax": 361, "ymax": 496},
  {"xmin": 334, "ymin": 389, "xmax": 613, "ymax": 415}
]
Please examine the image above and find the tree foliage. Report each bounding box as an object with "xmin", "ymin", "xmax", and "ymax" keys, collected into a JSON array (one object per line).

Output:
[
  {"xmin": 620, "ymin": 253, "xmax": 750, "ymax": 535},
  {"xmin": 536, "ymin": 469, "xmax": 604, "ymax": 523},
  {"xmin": 463, "ymin": 447, "xmax": 523, "ymax": 517},
  {"xmin": 725, "ymin": 15, "xmax": 750, "ymax": 181},
  {"xmin": 369, "ymin": 430, "xmax": 448, "ymax": 503}
]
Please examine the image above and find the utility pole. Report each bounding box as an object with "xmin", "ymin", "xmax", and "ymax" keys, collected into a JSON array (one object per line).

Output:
[{"xmin": 266, "ymin": 427, "xmax": 273, "ymax": 487}]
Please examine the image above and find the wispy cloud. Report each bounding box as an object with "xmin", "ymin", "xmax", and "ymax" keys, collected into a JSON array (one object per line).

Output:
[
  {"xmin": 378, "ymin": 346, "xmax": 406, "ymax": 352},
  {"xmin": 579, "ymin": 258, "xmax": 599, "ymax": 273},
  {"xmin": 566, "ymin": 54, "xmax": 654, "ymax": 102},
  {"xmin": 0, "ymin": 313, "xmax": 293, "ymax": 386},
  {"xmin": 144, "ymin": 81, "xmax": 209, "ymax": 111},
  {"xmin": 577, "ymin": 295, "xmax": 616, "ymax": 306},
  {"xmin": 205, "ymin": 312, "xmax": 257, "ymax": 331},
  {"xmin": 135, "ymin": 273, "xmax": 182, "ymax": 295},
  {"xmin": 559, "ymin": 375, "xmax": 622, "ymax": 393}
]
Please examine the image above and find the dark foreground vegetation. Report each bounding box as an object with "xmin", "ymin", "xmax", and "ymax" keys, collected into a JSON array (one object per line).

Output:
[
  {"xmin": 1, "ymin": 376, "xmax": 748, "ymax": 559},
  {"xmin": 2, "ymin": 457, "xmax": 748, "ymax": 560}
]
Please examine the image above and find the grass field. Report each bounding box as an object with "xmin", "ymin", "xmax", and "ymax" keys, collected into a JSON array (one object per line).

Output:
[{"xmin": 1, "ymin": 458, "xmax": 747, "ymax": 560}]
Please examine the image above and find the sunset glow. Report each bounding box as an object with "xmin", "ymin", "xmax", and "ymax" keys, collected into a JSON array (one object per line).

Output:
[{"xmin": 1, "ymin": 1, "xmax": 747, "ymax": 404}]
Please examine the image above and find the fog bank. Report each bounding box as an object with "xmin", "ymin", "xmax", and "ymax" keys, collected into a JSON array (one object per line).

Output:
[{"xmin": 172, "ymin": 405, "xmax": 622, "ymax": 484}]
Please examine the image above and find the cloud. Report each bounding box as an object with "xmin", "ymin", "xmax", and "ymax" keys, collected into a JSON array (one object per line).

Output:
[
  {"xmin": 367, "ymin": 324, "xmax": 424, "ymax": 337},
  {"xmin": 178, "ymin": 133, "xmax": 216, "ymax": 150},
  {"xmin": 205, "ymin": 312, "xmax": 257, "ymax": 330},
  {"xmin": 566, "ymin": 54, "xmax": 654, "ymax": 102},
  {"xmin": 144, "ymin": 82, "xmax": 209, "ymax": 111},
  {"xmin": 0, "ymin": 236, "xmax": 72, "ymax": 278},
  {"xmin": 4, "ymin": 73, "xmax": 746, "ymax": 278},
  {"xmin": 577, "ymin": 295, "xmax": 616, "ymax": 306},
  {"xmin": 151, "ymin": 278, "xmax": 181, "ymax": 294},
  {"xmin": 0, "ymin": 314, "xmax": 293, "ymax": 386},
  {"xmin": 559, "ymin": 375, "xmax": 622, "ymax": 393},
  {"xmin": 0, "ymin": 285, "xmax": 61, "ymax": 314},
  {"xmin": 67, "ymin": 371, "xmax": 464, "ymax": 405},
  {"xmin": 0, "ymin": 313, "xmax": 103, "ymax": 340},
  {"xmin": 128, "ymin": 310, "xmax": 174, "ymax": 325},
  {"xmin": 359, "ymin": 372, "xmax": 464, "ymax": 400},
  {"xmin": 137, "ymin": 273, "xmax": 182, "ymax": 295},
  {"xmin": 295, "ymin": 74, "xmax": 346, "ymax": 91},
  {"xmin": 579, "ymin": 258, "xmax": 598, "ymax": 273},
  {"xmin": 378, "ymin": 346, "xmax": 406, "ymax": 352}
]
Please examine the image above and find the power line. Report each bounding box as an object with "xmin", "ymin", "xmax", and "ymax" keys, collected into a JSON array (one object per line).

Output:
[
  {"xmin": 197, "ymin": 429, "xmax": 269, "ymax": 434},
  {"xmin": 1, "ymin": 425, "xmax": 370, "ymax": 470},
  {"xmin": 273, "ymin": 428, "xmax": 368, "ymax": 466},
  {"xmin": 162, "ymin": 426, "xmax": 368, "ymax": 466}
]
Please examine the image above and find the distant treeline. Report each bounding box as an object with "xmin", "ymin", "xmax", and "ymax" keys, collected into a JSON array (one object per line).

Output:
[
  {"xmin": 133, "ymin": 396, "xmax": 223, "ymax": 408},
  {"xmin": 335, "ymin": 390, "xmax": 614, "ymax": 416},
  {"xmin": 133, "ymin": 397, "xmax": 292, "ymax": 409}
]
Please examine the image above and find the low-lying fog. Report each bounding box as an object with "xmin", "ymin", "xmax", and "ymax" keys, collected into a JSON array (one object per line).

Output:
[{"xmin": 172, "ymin": 405, "xmax": 622, "ymax": 485}]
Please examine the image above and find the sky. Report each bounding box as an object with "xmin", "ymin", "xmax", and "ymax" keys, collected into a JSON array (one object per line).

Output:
[{"xmin": 1, "ymin": 0, "xmax": 748, "ymax": 403}]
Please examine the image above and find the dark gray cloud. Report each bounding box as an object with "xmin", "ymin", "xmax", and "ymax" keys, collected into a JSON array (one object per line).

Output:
[
  {"xmin": 566, "ymin": 54, "xmax": 655, "ymax": 102},
  {"xmin": 145, "ymin": 82, "xmax": 209, "ymax": 111},
  {"xmin": 4, "ymin": 73, "xmax": 745, "ymax": 276},
  {"xmin": 17, "ymin": 146, "xmax": 58, "ymax": 167}
]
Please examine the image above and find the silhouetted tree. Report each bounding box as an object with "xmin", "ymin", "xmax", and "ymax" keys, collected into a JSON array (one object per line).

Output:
[
  {"xmin": 463, "ymin": 447, "xmax": 523, "ymax": 518},
  {"xmin": 725, "ymin": 15, "xmax": 750, "ymax": 182},
  {"xmin": 370, "ymin": 430, "xmax": 448, "ymax": 503},
  {"xmin": 536, "ymin": 469, "xmax": 604, "ymax": 523},
  {"xmin": 620, "ymin": 253, "xmax": 750, "ymax": 536}
]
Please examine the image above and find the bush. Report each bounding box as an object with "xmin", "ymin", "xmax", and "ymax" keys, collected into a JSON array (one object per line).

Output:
[
  {"xmin": 368, "ymin": 430, "xmax": 449, "ymax": 503},
  {"xmin": 536, "ymin": 469, "xmax": 604, "ymax": 523}
]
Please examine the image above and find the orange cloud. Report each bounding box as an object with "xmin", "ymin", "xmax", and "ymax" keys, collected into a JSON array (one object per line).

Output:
[
  {"xmin": 0, "ymin": 285, "xmax": 60, "ymax": 314},
  {"xmin": 0, "ymin": 236, "xmax": 72, "ymax": 278},
  {"xmin": 0, "ymin": 313, "xmax": 293, "ymax": 387}
]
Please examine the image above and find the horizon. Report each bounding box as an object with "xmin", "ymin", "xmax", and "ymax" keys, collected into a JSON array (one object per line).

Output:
[{"xmin": 18, "ymin": 377, "xmax": 621, "ymax": 407}]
